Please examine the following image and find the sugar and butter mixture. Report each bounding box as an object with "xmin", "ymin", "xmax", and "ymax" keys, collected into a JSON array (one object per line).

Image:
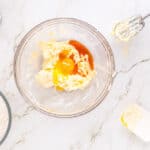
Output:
[{"xmin": 36, "ymin": 40, "xmax": 96, "ymax": 91}]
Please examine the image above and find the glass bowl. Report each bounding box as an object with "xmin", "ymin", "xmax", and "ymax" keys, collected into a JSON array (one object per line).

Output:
[
  {"xmin": 14, "ymin": 18, "xmax": 115, "ymax": 117},
  {"xmin": 0, "ymin": 92, "xmax": 11, "ymax": 145}
]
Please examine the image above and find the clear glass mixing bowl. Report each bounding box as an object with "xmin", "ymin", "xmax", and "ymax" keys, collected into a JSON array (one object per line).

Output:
[
  {"xmin": 0, "ymin": 92, "xmax": 11, "ymax": 145},
  {"xmin": 14, "ymin": 18, "xmax": 115, "ymax": 117}
]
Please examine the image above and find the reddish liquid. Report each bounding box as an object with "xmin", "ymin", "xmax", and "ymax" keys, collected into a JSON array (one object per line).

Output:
[{"xmin": 69, "ymin": 40, "xmax": 94, "ymax": 70}]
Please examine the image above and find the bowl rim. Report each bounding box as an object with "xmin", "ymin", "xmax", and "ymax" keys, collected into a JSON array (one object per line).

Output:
[
  {"xmin": 0, "ymin": 91, "xmax": 12, "ymax": 145},
  {"xmin": 14, "ymin": 17, "xmax": 115, "ymax": 118}
]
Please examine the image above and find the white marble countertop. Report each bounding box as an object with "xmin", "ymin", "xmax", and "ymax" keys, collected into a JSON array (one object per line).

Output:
[{"xmin": 0, "ymin": 0, "xmax": 150, "ymax": 149}]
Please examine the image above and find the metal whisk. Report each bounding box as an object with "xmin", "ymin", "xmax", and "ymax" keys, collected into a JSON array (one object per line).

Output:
[{"xmin": 112, "ymin": 13, "xmax": 150, "ymax": 41}]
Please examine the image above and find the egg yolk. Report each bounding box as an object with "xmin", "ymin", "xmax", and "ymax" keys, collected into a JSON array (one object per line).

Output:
[
  {"xmin": 58, "ymin": 50, "xmax": 75, "ymax": 74},
  {"xmin": 52, "ymin": 57, "xmax": 75, "ymax": 90},
  {"xmin": 54, "ymin": 57, "xmax": 74, "ymax": 74},
  {"xmin": 61, "ymin": 58, "xmax": 75, "ymax": 74}
]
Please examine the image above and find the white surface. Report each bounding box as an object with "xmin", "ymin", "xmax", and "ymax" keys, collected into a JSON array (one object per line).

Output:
[{"xmin": 0, "ymin": 0, "xmax": 150, "ymax": 149}]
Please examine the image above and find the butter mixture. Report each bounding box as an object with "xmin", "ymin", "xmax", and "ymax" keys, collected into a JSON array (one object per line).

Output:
[{"xmin": 35, "ymin": 40, "xmax": 95, "ymax": 91}]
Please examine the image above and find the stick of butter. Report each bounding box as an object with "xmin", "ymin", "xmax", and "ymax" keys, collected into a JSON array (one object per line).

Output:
[{"xmin": 120, "ymin": 104, "xmax": 150, "ymax": 142}]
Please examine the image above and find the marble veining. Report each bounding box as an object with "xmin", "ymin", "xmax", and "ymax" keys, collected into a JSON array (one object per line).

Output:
[{"xmin": 0, "ymin": 0, "xmax": 150, "ymax": 149}]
